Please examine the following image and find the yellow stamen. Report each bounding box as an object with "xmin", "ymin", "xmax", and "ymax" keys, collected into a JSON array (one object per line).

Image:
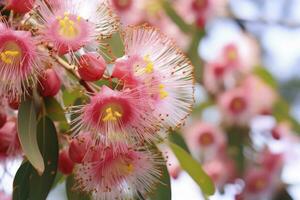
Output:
[
  {"xmin": 159, "ymin": 84, "xmax": 168, "ymax": 99},
  {"xmin": 255, "ymin": 179, "xmax": 266, "ymax": 189},
  {"xmin": 143, "ymin": 55, "xmax": 154, "ymax": 74},
  {"xmin": 228, "ymin": 50, "xmax": 237, "ymax": 61},
  {"xmin": 57, "ymin": 12, "xmax": 79, "ymax": 38},
  {"xmin": 119, "ymin": 162, "xmax": 134, "ymax": 175},
  {"xmin": 102, "ymin": 107, "xmax": 123, "ymax": 122},
  {"xmin": 0, "ymin": 50, "xmax": 20, "ymax": 64},
  {"xmin": 126, "ymin": 163, "xmax": 134, "ymax": 173}
]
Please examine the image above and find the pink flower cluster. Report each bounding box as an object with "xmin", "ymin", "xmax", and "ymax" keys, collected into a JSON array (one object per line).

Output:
[{"xmin": 0, "ymin": 0, "xmax": 194, "ymax": 199}]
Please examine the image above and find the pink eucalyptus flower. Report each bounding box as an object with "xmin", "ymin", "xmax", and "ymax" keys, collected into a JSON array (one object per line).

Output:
[
  {"xmin": 71, "ymin": 85, "xmax": 160, "ymax": 148},
  {"xmin": 0, "ymin": 25, "xmax": 43, "ymax": 99},
  {"xmin": 113, "ymin": 26, "xmax": 194, "ymax": 129},
  {"xmin": 203, "ymin": 155, "xmax": 236, "ymax": 187},
  {"xmin": 242, "ymin": 75, "xmax": 277, "ymax": 115},
  {"xmin": 244, "ymin": 169, "xmax": 271, "ymax": 194},
  {"xmin": 218, "ymin": 87, "xmax": 253, "ymax": 125},
  {"xmin": 35, "ymin": 0, "xmax": 120, "ymax": 55},
  {"xmin": 74, "ymin": 142, "xmax": 163, "ymax": 200},
  {"xmin": 183, "ymin": 122, "xmax": 226, "ymax": 158},
  {"xmin": 203, "ymin": 61, "xmax": 236, "ymax": 94}
]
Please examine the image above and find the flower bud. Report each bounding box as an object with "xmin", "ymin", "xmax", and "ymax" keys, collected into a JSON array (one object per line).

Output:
[
  {"xmin": 8, "ymin": 98, "xmax": 20, "ymax": 110},
  {"xmin": 58, "ymin": 149, "xmax": 74, "ymax": 175},
  {"xmin": 39, "ymin": 69, "xmax": 61, "ymax": 97},
  {"xmin": 78, "ymin": 53, "xmax": 106, "ymax": 82},
  {"xmin": 69, "ymin": 133, "xmax": 91, "ymax": 164},
  {"xmin": 5, "ymin": 0, "xmax": 35, "ymax": 14}
]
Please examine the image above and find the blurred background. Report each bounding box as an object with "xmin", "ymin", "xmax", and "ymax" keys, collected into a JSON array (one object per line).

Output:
[{"xmin": 2, "ymin": 0, "xmax": 300, "ymax": 199}]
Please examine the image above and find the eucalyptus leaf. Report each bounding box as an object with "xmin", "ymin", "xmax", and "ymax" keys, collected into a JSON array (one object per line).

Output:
[
  {"xmin": 169, "ymin": 130, "xmax": 190, "ymax": 153},
  {"xmin": 149, "ymin": 164, "xmax": 171, "ymax": 200},
  {"xmin": 18, "ymin": 99, "xmax": 45, "ymax": 174},
  {"xmin": 253, "ymin": 67, "xmax": 278, "ymax": 89},
  {"xmin": 169, "ymin": 142, "xmax": 215, "ymax": 196},
  {"xmin": 13, "ymin": 117, "xmax": 59, "ymax": 200},
  {"xmin": 28, "ymin": 116, "xmax": 59, "ymax": 200},
  {"xmin": 44, "ymin": 97, "xmax": 67, "ymax": 122},
  {"xmin": 13, "ymin": 162, "xmax": 32, "ymax": 200}
]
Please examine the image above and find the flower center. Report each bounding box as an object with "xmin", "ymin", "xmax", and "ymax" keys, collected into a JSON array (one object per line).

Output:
[
  {"xmin": 255, "ymin": 179, "xmax": 266, "ymax": 190},
  {"xmin": 198, "ymin": 132, "xmax": 214, "ymax": 146},
  {"xmin": 57, "ymin": 12, "xmax": 81, "ymax": 39},
  {"xmin": 143, "ymin": 55, "xmax": 154, "ymax": 74},
  {"xmin": 0, "ymin": 42, "xmax": 21, "ymax": 65},
  {"xmin": 159, "ymin": 84, "xmax": 168, "ymax": 99},
  {"xmin": 120, "ymin": 162, "xmax": 134, "ymax": 175},
  {"xmin": 133, "ymin": 55, "xmax": 154, "ymax": 76},
  {"xmin": 229, "ymin": 96, "xmax": 247, "ymax": 114},
  {"xmin": 0, "ymin": 50, "xmax": 19, "ymax": 64},
  {"xmin": 227, "ymin": 49, "xmax": 237, "ymax": 61},
  {"xmin": 102, "ymin": 107, "xmax": 123, "ymax": 122}
]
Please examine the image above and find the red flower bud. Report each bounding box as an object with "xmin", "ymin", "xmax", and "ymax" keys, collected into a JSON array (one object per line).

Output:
[
  {"xmin": 8, "ymin": 98, "xmax": 19, "ymax": 110},
  {"xmin": 58, "ymin": 149, "xmax": 75, "ymax": 175},
  {"xmin": 69, "ymin": 134, "xmax": 91, "ymax": 164},
  {"xmin": 78, "ymin": 53, "xmax": 106, "ymax": 82},
  {"xmin": 39, "ymin": 69, "xmax": 61, "ymax": 97},
  {"xmin": 5, "ymin": 0, "xmax": 35, "ymax": 14}
]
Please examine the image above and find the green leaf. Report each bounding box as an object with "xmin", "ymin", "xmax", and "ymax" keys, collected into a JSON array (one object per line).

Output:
[
  {"xmin": 13, "ymin": 117, "xmax": 59, "ymax": 200},
  {"xmin": 28, "ymin": 116, "xmax": 59, "ymax": 200},
  {"xmin": 162, "ymin": 0, "xmax": 193, "ymax": 33},
  {"xmin": 253, "ymin": 67, "xmax": 278, "ymax": 89},
  {"xmin": 13, "ymin": 162, "xmax": 32, "ymax": 200},
  {"xmin": 63, "ymin": 88, "xmax": 82, "ymax": 107},
  {"xmin": 149, "ymin": 164, "xmax": 171, "ymax": 200},
  {"xmin": 100, "ymin": 32, "xmax": 124, "ymax": 63},
  {"xmin": 273, "ymin": 99, "xmax": 300, "ymax": 134},
  {"xmin": 18, "ymin": 99, "xmax": 45, "ymax": 174},
  {"xmin": 44, "ymin": 97, "xmax": 67, "ymax": 122},
  {"xmin": 169, "ymin": 142, "xmax": 215, "ymax": 196},
  {"xmin": 169, "ymin": 130, "xmax": 190, "ymax": 153},
  {"xmin": 66, "ymin": 176, "xmax": 91, "ymax": 200}
]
